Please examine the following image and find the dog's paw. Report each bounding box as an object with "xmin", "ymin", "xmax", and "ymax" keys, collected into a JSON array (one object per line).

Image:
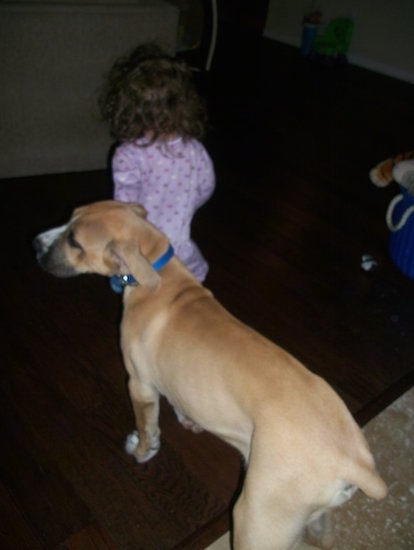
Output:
[
  {"xmin": 182, "ymin": 418, "xmax": 204, "ymax": 433},
  {"xmin": 125, "ymin": 430, "xmax": 140, "ymax": 455},
  {"xmin": 125, "ymin": 430, "xmax": 160, "ymax": 463},
  {"xmin": 174, "ymin": 408, "xmax": 204, "ymax": 433}
]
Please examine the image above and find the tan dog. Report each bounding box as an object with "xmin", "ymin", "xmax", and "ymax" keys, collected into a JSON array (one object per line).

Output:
[{"xmin": 33, "ymin": 201, "xmax": 387, "ymax": 550}]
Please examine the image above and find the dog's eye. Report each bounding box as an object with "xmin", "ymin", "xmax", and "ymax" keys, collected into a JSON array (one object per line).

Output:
[{"xmin": 67, "ymin": 231, "xmax": 83, "ymax": 251}]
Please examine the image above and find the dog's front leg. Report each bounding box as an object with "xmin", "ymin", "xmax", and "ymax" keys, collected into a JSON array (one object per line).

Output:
[{"xmin": 125, "ymin": 377, "xmax": 161, "ymax": 463}]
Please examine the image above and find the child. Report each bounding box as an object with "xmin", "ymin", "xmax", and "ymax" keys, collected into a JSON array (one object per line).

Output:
[{"xmin": 100, "ymin": 43, "xmax": 215, "ymax": 283}]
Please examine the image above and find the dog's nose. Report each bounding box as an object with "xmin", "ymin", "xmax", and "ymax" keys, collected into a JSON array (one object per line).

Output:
[{"xmin": 33, "ymin": 235, "xmax": 44, "ymax": 256}]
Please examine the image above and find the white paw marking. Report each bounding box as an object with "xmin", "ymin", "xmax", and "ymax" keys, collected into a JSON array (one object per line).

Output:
[{"xmin": 125, "ymin": 430, "xmax": 139, "ymax": 455}]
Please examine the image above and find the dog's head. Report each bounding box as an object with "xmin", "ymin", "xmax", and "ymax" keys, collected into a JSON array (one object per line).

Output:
[{"xmin": 33, "ymin": 200, "xmax": 167, "ymax": 290}]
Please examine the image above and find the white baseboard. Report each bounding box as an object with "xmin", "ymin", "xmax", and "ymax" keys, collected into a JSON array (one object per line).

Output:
[
  {"xmin": 263, "ymin": 29, "xmax": 299, "ymax": 48},
  {"xmin": 347, "ymin": 54, "xmax": 414, "ymax": 85},
  {"xmin": 263, "ymin": 29, "xmax": 414, "ymax": 85}
]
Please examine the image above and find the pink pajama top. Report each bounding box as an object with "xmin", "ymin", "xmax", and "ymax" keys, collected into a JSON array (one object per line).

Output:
[{"xmin": 112, "ymin": 137, "xmax": 215, "ymax": 282}]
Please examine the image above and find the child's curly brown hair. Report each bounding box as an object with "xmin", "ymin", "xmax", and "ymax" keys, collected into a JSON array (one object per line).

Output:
[{"xmin": 99, "ymin": 43, "xmax": 207, "ymax": 144}]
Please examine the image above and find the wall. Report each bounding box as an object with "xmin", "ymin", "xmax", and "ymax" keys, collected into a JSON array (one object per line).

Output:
[
  {"xmin": 264, "ymin": 0, "xmax": 414, "ymax": 84},
  {"xmin": 0, "ymin": 1, "xmax": 178, "ymax": 178}
]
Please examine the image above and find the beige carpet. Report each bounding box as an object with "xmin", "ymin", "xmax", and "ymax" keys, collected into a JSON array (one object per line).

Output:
[{"xmin": 206, "ymin": 387, "xmax": 414, "ymax": 550}]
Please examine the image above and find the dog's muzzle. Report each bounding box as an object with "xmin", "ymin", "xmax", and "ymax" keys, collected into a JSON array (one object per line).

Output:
[
  {"xmin": 33, "ymin": 235, "xmax": 47, "ymax": 259},
  {"xmin": 33, "ymin": 233, "xmax": 78, "ymax": 278}
]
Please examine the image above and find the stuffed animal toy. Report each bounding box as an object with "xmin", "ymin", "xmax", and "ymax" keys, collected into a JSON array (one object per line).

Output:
[
  {"xmin": 369, "ymin": 150, "xmax": 414, "ymax": 231},
  {"xmin": 369, "ymin": 150, "xmax": 414, "ymax": 279},
  {"xmin": 369, "ymin": 150, "xmax": 414, "ymax": 189}
]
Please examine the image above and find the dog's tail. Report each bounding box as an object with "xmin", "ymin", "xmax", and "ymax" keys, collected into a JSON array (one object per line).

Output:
[
  {"xmin": 346, "ymin": 456, "xmax": 387, "ymax": 501},
  {"xmin": 356, "ymin": 465, "xmax": 387, "ymax": 500}
]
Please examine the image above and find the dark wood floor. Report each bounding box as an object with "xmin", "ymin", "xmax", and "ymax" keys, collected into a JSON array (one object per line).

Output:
[{"xmin": 1, "ymin": 38, "xmax": 413, "ymax": 550}]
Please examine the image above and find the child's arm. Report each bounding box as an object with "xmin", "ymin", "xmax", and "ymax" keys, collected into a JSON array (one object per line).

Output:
[
  {"xmin": 195, "ymin": 152, "xmax": 215, "ymax": 209},
  {"xmin": 112, "ymin": 145, "xmax": 143, "ymax": 203}
]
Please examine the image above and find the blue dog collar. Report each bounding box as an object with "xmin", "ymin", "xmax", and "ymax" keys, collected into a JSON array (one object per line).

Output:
[{"xmin": 109, "ymin": 244, "xmax": 174, "ymax": 294}]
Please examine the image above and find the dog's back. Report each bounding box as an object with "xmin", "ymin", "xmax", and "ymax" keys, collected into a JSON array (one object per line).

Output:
[{"xmin": 126, "ymin": 264, "xmax": 386, "ymax": 495}]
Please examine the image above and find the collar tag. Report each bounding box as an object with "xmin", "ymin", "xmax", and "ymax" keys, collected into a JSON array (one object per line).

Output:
[
  {"xmin": 109, "ymin": 244, "xmax": 174, "ymax": 294},
  {"xmin": 109, "ymin": 274, "xmax": 137, "ymax": 294}
]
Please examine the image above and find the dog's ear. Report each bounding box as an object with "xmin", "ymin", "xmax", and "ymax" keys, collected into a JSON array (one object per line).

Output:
[
  {"xmin": 105, "ymin": 240, "xmax": 161, "ymax": 290},
  {"xmin": 127, "ymin": 203, "xmax": 148, "ymax": 219},
  {"xmin": 71, "ymin": 204, "xmax": 88, "ymax": 220}
]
